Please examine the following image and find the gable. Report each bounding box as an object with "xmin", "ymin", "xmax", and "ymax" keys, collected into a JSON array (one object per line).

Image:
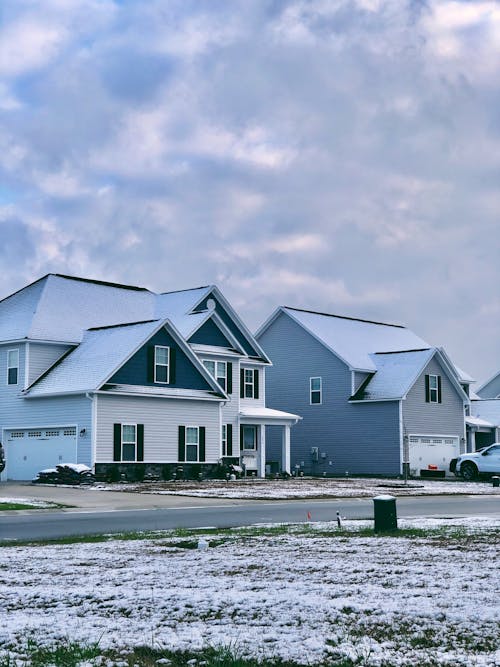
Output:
[
  {"xmin": 188, "ymin": 318, "xmax": 234, "ymax": 348},
  {"xmin": 108, "ymin": 327, "xmax": 214, "ymax": 392},
  {"xmin": 477, "ymin": 372, "xmax": 500, "ymax": 399},
  {"xmin": 193, "ymin": 293, "xmax": 264, "ymax": 359},
  {"xmin": 406, "ymin": 354, "xmax": 464, "ymax": 406}
]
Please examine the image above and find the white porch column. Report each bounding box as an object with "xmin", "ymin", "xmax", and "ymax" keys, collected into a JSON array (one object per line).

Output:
[
  {"xmin": 258, "ymin": 425, "xmax": 266, "ymax": 478},
  {"xmin": 281, "ymin": 425, "xmax": 291, "ymax": 474}
]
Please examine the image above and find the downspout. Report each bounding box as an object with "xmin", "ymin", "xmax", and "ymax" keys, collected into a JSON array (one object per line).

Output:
[{"xmin": 85, "ymin": 393, "xmax": 96, "ymax": 470}]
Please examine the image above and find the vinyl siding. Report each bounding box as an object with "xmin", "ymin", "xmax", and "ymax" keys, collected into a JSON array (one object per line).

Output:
[
  {"xmin": 403, "ymin": 356, "xmax": 465, "ymax": 440},
  {"xmin": 109, "ymin": 329, "xmax": 212, "ymax": 391},
  {"xmin": 477, "ymin": 374, "xmax": 500, "ymax": 399},
  {"xmin": 194, "ymin": 296, "xmax": 259, "ymax": 357},
  {"xmin": 189, "ymin": 319, "xmax": 232, "ymax": 347},
  {"xmin": 240, "ymin": 365, "xmax": 266, "ymax": 409},
  {"xmin": 28, "ymin": 342, "xmax": 73, "ymax": 386},
  {"xmin": 95, "ymin": 394, "xmax": 221, "ymax": 462},
  {"xmin": 259, "ymin": 313, "xmax": 401, "ymax": 475}
]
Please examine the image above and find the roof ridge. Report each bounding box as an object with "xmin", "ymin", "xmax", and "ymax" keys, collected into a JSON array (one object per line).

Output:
[
  {"xmin": 159, "ymin": 285, "xmax": 211, "ymax": 296},
  {"xmin": 87, "ymin": 319, "xmax": 160, "ymax": 332},
  {"xmin": 53, "ymin": 273, "xmax": 150, "ymax": 292},
  {"xmin": 373, "ymin": 348, "xmax": 432, "ymax": 355},
  {"xmin": 283, "ymin": 306, "xmax": 405, "ymax": 329}
]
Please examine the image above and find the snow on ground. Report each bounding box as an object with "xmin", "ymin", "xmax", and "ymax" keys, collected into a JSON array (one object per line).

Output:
[
  {"xmin": 1, "ymin": 518, "xmax": 499, "ymax": 666},
  {"xmin": 92, "ymin": 476, "xmax": 500, "ymax": 499},
  {"xmin": 0, "ymin": 496, "xmax": 56, "ymax": 508}
]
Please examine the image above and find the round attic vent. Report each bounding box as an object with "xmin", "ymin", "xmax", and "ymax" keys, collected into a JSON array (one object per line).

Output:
[{"xmin": 207, "ymin": 298, "xmax": 216, "ymax": 311}]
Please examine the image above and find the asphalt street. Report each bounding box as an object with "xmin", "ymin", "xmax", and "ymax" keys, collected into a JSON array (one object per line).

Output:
[{"xmin": 1, "ymin": 495, "xmax": 499, "ymax": 541}]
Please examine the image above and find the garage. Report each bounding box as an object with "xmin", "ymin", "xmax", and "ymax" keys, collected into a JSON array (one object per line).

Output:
[
  {"xmin": 409, "ymin": 435, "xmax": 460, "ymax": 477},
  {"xmin": 3, "ymin": 426, "xmax": 77, "ymax": 480}
]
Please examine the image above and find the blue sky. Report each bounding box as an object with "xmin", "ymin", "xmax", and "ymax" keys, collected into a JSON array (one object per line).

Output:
[{"xmin": 0, "ymin": 0, "xmax": 498, "ymax": 382}]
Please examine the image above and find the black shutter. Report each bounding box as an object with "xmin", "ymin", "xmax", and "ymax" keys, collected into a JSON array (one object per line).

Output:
[
  {"xmin": 199, "ymin": 427, "xmax": 206, "ymax": 462},
  {"xmin": 240, "ymin": 424, "xmax": 244, "ymax": 451},
  {"xmin": 254, "ymin": 369, "xmax": 259, "ymax": 399},
  {"xmin": 227, "ymin": 362, "xmax": 233, "ymax": 394},
  {"xmin": 113, "ymin": 423, "xmax": 121, "ymax": 461},
  {"xmin": 137, "ymin": 424, "xmax": 144, "ymax": 461},
  {"xmin": 169, "ymin": 347, "xmax": 176, "ymax": 384},
  {"xmin": 227, "ymin": 424, "xmax": 233, "ymax": 456},
  {"xmin": 147, "ymin": 346, "xmax": 155, "ymax": 383},
  {"xmin": 425, "ymin": 374, "xmax": 430, "ymax": 403},
  {"xmin": 240, "ymin": 368, "xmax": 245, "ymax": 398},
  {"xmin": 178, "ymin": 425, "xmax": 186, "ymax": 461},
  {"xmin": 437, "ymin": 376, "xmax": 442, "ymax": 403}
]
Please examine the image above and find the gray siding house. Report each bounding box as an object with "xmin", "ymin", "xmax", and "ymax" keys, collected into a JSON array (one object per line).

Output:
[
  {"xmin": 476, "ymin": 370, "xmax": 500, "ymax": 399},
  {"xmin": 256, "ymin": 307, "xmax": 471, "ymax": 477},
  {"xmin": 0, "ymin": 274, "xmax": 299, "ymax": 480}
]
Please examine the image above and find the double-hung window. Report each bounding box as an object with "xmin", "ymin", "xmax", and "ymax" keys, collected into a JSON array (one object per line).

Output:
[
  {"xmin": 425, "ymin": 374, "xmax": 442, "ymax": 403},
  {"xmin": 154, "ymin": 346, "xmax": 169, "ymax": 383},
  {"xmin": 7, "ymin": 349, "xmax": 19, "ymax": 385},
  {"xmin": 178, "ymin": 425, "xmax": 206, "ymax": 462},
  {"xmin": 310, "ymin": 377, "xmax": 322, "ymax": 404},
  {"xmin": 186, "ymin": 426, "xmax": 199, "ymax": 462},
  {"xmin": 121, "ymin": 424, "xmax": 137, "ymax": 461},
  {"xmin": 203, "ymin": 360, "xmax": 227, "ymax": 391}
]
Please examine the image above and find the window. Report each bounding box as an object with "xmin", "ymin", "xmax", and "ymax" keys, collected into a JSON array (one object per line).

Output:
[
  {"xmin": 113, "ymin": 423, "xmax": 144, "ymax": 462},
  {"xmin": 186, "ymin": 426, "xmax": 199, "ymax": 462},
  {"xmin": 310, "ymin": 377, "xmax": 322, "ymax": 404},
  {"xmin": 178, "ymin": 425, "xmax": 206, "ymax": 462},
  {"xmin": 425, "ymin": 374, "xmax": 441, "ymax": 403},
  {"xmin": 241, "ymin": 425, "xmax": 257, "ymax": 450},
  {"xmin": 203, "ymin": 360, "xmax": 227, "ymax": 391},
  {"xmin": 154, "ymin": 346, "xmax": 170, "ymax": 383},
  {"xmin": 221, "ymin": 423, "xmax": 233, "ymax": 457},
  {"xmin": 121, "ymin": 424, "xmax": 137, "ymax": 461},
  {"xmin": 240, "ymin": 368, "xmax": 259, "ymax": 399},
  {"xmin": 7, "ymin": 349, "xmax": 19, "ymax": 385}
]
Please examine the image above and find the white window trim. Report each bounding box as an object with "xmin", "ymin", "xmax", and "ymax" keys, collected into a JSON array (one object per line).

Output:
[
  {"xmin": 185, "ymin": 425, "xmax": 200, "ymax": 462},
  {"xmin": 154, "ymin": 345, "xmax": 170, "ymax": 384},
  {"xmin": 244, "ymin": 368, "xmax": 255, "ymax": 399},
  {"xmin": 7, "ymin": 348, "xmax": 19, "ymax": 386},
  {"xmin": 310, "ymin": 377, "xmax": 322, "ymax": 405},
  {"xmin": 429, "ymin": 374, "xmax": 439, "ymax": 403},
  {"xmin": 121, "ymin": 423, "xmax": 137, "ymax": 462},
  {"xmin": 203, "ymin": 359, "xmax": 227, "ymax": 391},
  {"xmin": 222, "ymin": 424, "xmax": 227, "ymax": 457}
]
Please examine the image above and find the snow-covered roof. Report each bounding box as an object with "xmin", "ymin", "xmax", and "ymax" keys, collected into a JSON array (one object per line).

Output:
[
  {"xmin": 26, "ymin": 320, "xmax": 164, "ymax": 396},
  {"xmin": 465, "ymin": 416, "xmax": 495, "ymax": 428},
  {"xmin": 278, "ymin": 307, "xmax": 431, "ymax": 371},
  {"xmin": 350, "ymin": 349, "xmax": 435, "ymax": 401},
  {"xmin": 239, "ymin": 406, "xmax": 301, "ymax": 423},
  {"xmin": 471, "ymin": 399, "xmax": 500, "ymax": 427},
  {"xmin": 0, "ymin": 275, "xmax": 215, "ymax": 344}
]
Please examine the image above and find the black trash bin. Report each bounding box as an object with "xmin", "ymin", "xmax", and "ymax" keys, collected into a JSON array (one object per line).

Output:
[
  {"xmin": 492, "ymin": 476, "xmax": 500, "ymax": 488},
  {"xmin": 373, "ymin": 495, "xmax": 398, "ymax": 533}
]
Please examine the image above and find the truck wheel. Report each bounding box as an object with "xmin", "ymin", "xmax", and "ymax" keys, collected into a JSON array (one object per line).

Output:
[{"xmin": 460, "ymin": 462, "xmax": 478, "ymax": 481}]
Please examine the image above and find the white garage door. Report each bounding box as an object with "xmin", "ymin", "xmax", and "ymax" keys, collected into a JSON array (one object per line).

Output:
[
  {"xmin": 4, "ymin": 427, "xmax": 77, "ymax": 480},
  {"xmin": 409, "ymin": 435, "xmax": 459, "ymax": 477}
]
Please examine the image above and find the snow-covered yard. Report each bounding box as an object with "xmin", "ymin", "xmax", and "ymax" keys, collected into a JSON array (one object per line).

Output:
[
  {"xmin": 92, "ymin": 476, "xmax": 500, "ymax": 500},
  {"xmin": 1, "ymin": 518, "xmax": 499, "ymax": 666}
]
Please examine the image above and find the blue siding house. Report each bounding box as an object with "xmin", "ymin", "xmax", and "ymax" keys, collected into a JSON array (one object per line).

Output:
[
  {"xmin": 256, "ymin": 307, "xmax": 471, "ymax": 477},
  {"xmin": 0, "ymin": 275, "xmax": 299, "ymax": 480}
]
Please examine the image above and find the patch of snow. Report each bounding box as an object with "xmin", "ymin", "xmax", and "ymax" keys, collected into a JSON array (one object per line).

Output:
[{"xmin": 0, "ymin": 518, "xmax": 499, "ymax": 666}]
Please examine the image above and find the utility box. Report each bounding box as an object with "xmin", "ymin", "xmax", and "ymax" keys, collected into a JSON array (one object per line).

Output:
[{"xmin": 373, "ymin": 495, "xmax": 398, "ymax": 533}]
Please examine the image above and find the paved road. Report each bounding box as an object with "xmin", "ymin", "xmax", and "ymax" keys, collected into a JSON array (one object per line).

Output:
[{"xmin": 1, "ymin": 495, "xmax": 499, "ymax": 541}]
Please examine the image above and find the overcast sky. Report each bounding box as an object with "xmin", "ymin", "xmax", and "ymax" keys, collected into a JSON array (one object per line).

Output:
[{"xmin": 1, "ymin": 0, "xmax": 498, "ymax": 383}]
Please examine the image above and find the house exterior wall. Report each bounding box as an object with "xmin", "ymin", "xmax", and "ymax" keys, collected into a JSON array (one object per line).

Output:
[
  {"xmin": 194, "ymin": 295, "xmax": 258, "ymax": 357},
  {"xmin": 403, "ymin": 356, "xmax": 465, "ymax": 442},
  {"xmin": 477, "ymin": 374, "xmax": 500, "ymax": 399},
  {"xmin": 95, "ymin": 394, "xmax": 221, "ymax": 463},
  {"xmin": 259, "ymin": 314, "xmax": 401, "ymax": 475},
  {"xmin": 189, "ymin": 320, "xmax": 232, "ymax": 347},
  {"xmin": 27, "ymin": 342, "xmax": 73, "ymax": 386},
  {"xmin": 109, "ymin": 329, "xmax": 212, "ymax": 391}
]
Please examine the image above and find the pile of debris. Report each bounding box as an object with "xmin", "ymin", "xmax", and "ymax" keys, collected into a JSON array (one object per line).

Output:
[{"xmin": 33, "ymin": 463, "xmax": 95, "ymax": 485}]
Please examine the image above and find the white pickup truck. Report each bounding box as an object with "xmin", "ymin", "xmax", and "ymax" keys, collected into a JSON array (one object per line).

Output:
[{"xmin": 453, "ymin": 443, "xmax": 500, "ymax": 480}]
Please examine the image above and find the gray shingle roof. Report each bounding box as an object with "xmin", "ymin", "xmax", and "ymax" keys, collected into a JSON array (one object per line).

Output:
[{"xmin": 351, "ymin": 349, "xmax": 435, "ymax": 401}]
